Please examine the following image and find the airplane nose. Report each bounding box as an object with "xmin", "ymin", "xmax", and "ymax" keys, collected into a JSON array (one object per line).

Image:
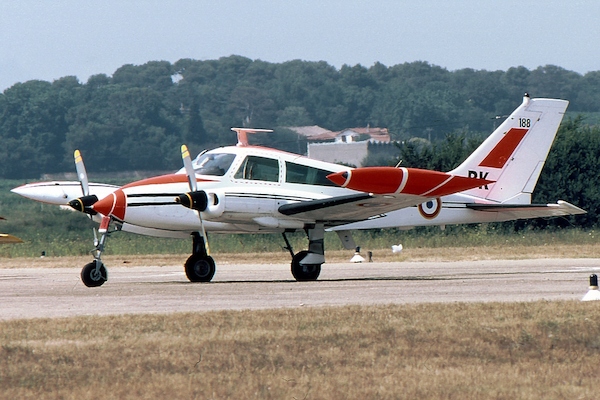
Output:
[
  {"xmin": 11, "ymin": 182, "xmax": 69, "ymax": 204},
  {"xmin": 92, "ymin": 189, "xmax": 127, "ymax": 220}
]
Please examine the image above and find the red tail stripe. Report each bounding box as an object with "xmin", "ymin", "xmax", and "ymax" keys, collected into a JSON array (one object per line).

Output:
[{"xmin": 479, "ymin": 128, "xmax": 528, "ymax": 168}]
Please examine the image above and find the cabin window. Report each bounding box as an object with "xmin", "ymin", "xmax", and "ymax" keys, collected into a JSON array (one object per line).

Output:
[
  {"xmin": 285, "ymin": 162, "xmax": 337, "ymax": 186},
  {"xmin": 234, "ymin": 156, "xmax": 279, "ymax": 182},
  {"xmin": 192, "ymin": 153, "xmax": 235, "ymax": 176}
]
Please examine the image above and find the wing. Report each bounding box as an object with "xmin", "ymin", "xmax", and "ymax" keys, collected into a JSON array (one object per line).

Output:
[
  {"xmin": 279, "ymin": 192, "xmax": 427, "ymax": 225},
  {"xmin": 0, "ymin": 234, "xmax": 23, "ymax": 244},
  {"xmin": 466, "ymin": 200, "xmax": 586, "ymax": 219}
]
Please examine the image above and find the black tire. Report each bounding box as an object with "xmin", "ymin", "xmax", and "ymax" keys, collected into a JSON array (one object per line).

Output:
[
  {"xmin": 81, "ymin": 261, "xmax": 107, "ymax": 287},
  {"xmin": 291, "ymin": 250, "xmax": 321, "ymax": 281},
  {"xmin": 185, "ymin": 254, "xmax": 216, "ymax": 282}
]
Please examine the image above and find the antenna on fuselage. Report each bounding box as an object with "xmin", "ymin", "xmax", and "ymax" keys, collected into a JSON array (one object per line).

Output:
[{"xmin": 231, "ymin": 128, "xmax": 274, "ymax": 147}]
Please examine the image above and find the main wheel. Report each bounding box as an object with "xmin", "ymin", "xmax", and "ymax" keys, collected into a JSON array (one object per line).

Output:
[
  {"xmin": 81, "ymin": 261, "xmax": 108, "ymax": 287},
  {"xmin": 185, "ymin": 254, "xmax": 216, "ymax": 282},
  {"xmin": 291, "ymin": 250, "xmax": 321, "ymax": 281}
]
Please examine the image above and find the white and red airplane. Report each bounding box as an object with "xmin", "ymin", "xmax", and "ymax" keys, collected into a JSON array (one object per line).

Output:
[{"xmin": 12, "ymin": 95, "xmax": 585, "ymax": 287}]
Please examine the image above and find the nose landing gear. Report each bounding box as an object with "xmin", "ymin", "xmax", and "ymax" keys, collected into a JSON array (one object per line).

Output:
[
  {"xmin": 81, "ymin": 260, "xmax": 108, "ymax": 287},
  {"xmin": 80, "ymin": 215, "xmax": 112, "ymax": 287}
]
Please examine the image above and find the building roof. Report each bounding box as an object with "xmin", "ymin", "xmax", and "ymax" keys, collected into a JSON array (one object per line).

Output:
[
  {"xmin": 286, "ymin": 125, "xmax": 335, "ymax": 139},
  {"xmin": 334, "ymin": 127, "xmax": 390, "ymax": 142},
  {"xmin": 287, "ymin": 125, "xmax": 390, "ymax": 142}
]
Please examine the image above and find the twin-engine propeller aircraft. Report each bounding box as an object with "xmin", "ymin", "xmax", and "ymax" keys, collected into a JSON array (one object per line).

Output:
[{"xmin": 12, "ymin": 95, "xmax": 585, "ymax": 287}]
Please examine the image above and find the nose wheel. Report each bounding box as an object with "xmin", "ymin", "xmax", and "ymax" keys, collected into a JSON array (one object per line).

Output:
[{"xmin": 81, "ymin": 260, "xmax": 108, "ymax": 287}]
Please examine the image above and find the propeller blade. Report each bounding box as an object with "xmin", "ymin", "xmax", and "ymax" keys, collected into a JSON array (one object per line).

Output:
[
  {"xmin": 74, "ymin": 150, "xmax": 89, "ymax": 197},
  {"xmin": 181, "ymin": 145, "xmax": 197, "ymax": 192},
  {"xmin": 180, "ymin": 144, "xmax": 210, "ymax": 255}
]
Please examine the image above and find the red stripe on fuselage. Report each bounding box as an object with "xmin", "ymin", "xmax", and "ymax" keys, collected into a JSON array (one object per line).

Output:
[
  {"xmin": 479, "ymin": 128, "xmax": 528, "ymax": 168},
  {"xmin": 121, "ymin": 173, "xmax": 217, "ymax": 189}
]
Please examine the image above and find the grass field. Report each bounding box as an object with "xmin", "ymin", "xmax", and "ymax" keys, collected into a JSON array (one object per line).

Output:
[
  {"xmin": 1, "ymin": 301, "xmax": 599, "ymax": 399},
  {"xmin": 1, "ymin": 240, "xmax": 600, "ymax": 270},
  {"xmin": 2, "ymin": 179, "xmax": 600, "ymax": 398},
  {"xmin": 1, "ymin": 237, "xmax": 599, "ymax": 399}
]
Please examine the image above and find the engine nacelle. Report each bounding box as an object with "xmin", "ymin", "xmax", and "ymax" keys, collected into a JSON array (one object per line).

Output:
[
  {"xmin": 175, "ymin": 190, "xmax": 225, "ymax": 218},
  {"xmin": 175, "ymin": 191, "xmax": 208, "ymax": 211},
  {"xmin": 68, "ymin": 194, "xmax": 99, "ymax": 215}
]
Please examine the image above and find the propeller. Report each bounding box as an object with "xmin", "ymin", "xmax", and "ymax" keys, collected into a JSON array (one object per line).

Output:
[
  {"xmin": 72, "ymin": 150, "xmax": 111, "ymax": 266},
  {"xmin": 68, "ymin": 150, "xmax": 99, "ymax": 215},
  {"xmin": 180, "ymin": 144, "xmax": 210, "ymax": 255},
  {"xmin": 74, "ymin": 150, "xmax": 89, "ymax": 196}
]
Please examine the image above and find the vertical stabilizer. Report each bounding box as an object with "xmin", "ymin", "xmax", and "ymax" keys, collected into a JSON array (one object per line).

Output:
[{"xmin": 450, "ymin": 95, "xmax": 568, "ymax": 204}]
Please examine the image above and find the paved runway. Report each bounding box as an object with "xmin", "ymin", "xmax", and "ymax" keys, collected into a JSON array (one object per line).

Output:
[{"xmin": 1, "ymin": 258, "xmax": 599, "ymax": 320}]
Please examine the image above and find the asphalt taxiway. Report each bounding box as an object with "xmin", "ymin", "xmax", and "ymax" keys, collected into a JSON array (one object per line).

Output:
[{"xmin": 1, "ymin": 258, "xmax": 599, "ymax": 320}]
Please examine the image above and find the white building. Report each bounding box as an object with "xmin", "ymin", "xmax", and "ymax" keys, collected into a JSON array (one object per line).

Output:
[{"xmin": 287, "ymin": 126, "xmax": 390, "ymax": 167}]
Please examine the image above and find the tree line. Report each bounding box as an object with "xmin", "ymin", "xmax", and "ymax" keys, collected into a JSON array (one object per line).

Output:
[
  {"xmin": 0, "ymin": 56, "xmax": 598, "ymax": 227},
  {"xmin": 2, "ymin": 56, "xmax": 600, "ymax": 178}
]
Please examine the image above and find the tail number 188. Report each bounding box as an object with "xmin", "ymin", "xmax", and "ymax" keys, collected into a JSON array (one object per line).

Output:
[{"xmin": 519, "ymin": 118, "xmax": 531, "ymax": 128}]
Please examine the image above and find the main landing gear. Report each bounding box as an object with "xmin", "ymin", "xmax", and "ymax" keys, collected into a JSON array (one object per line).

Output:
[
  {"xmin": 283, "ymin": 224, "xmax": 325, "ymax": 281},
  {"xmin": 290, "ymin": 250, "xmax": 321, "ymax": 281},
  {"xmin": 180, "ymin": 225, "xmax": 326, "ymax": 283},
  {"xmin": 185, "ymin": 232, "xmax": 216, "ymax": 282}
]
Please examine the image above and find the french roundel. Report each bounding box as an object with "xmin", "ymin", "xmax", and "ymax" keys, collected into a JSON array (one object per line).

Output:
[{"xmin": 418, "ymin": 198, "xmax": 442, "ymax": 219}]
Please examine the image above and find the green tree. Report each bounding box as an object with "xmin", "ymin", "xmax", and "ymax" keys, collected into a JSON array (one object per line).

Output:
[{"xmin": 533, "ymin": 117, "xmax": 600, "ymax": 228}]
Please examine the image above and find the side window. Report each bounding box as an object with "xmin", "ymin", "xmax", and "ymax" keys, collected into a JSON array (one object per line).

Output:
[
  {"xmin": 234, "ymin": 156, "xmax": 279, "ymax": 182},
  {"xmin": 285, "ymin": 162, "xmax": 337, "ymax": 186}
]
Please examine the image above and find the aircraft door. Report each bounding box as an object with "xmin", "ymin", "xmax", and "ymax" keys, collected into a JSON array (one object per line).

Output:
[{"xmin": 231, "ymin": 155, "xmax": 281, "ymax": 214}]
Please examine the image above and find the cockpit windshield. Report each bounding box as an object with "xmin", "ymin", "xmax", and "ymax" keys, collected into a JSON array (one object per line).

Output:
[{"xmin": 192, "ymin": 152, "xmax": 236, "ymax": 176}]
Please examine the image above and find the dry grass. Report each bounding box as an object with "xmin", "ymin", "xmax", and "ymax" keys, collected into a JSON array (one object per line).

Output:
[
  {"xmin": 1, "ymin": 301, "xmax": 599, "ymax": 399},
  {"xmin": 0, "ymin": 242, "xmax": 598, "ymax": 269},
  {"xmin": 1, "ymin": 242, "xmax": 599, "ymax": 398}
]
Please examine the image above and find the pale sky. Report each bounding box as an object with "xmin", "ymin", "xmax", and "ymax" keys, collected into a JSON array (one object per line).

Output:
[{"xmin": 1, "ymin": 0, "xmax": 599, "ymax": 91}]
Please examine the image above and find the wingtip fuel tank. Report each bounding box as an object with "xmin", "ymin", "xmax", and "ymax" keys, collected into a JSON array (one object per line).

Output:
[{"xmin": 327, "ymin": 167, "xmax": 494, "ymax": 197}]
